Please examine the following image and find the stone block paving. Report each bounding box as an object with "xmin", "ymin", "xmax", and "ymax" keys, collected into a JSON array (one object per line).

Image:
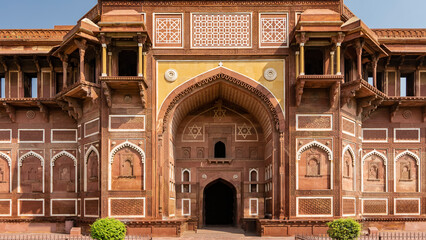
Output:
[{"xmin": 153, "ymin": 227, "xmax": 294, "ymax": 240}]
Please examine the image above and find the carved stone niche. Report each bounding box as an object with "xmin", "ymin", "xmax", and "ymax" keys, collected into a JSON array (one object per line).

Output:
[
  {"xmin": 363, "ymin": 154, "xmax": 386, "ymax": 192},
  {"xmin": 111, "ymin": 147, "xmax": 144, "ymax": 191},
  {"xmin": 298, "ymin": 146, "xmax": 331, "ymax": 190},
  {"xmin": 395, "ymin": 155, "xmax": 418, "ymax": 192},
  {"xmin": 0, "ymin": 157, "xmax": 9, "ymax": 193},
  {"xmin": 196, "ymin": 147, "xmax": 204, "ymax": 159},
  {"xmin": 182, "ymin": 147, "xmax": 191, "ymax": 159},
  {"xmin": 342, "ymin": 150, "xmax": 354, "ymax": 191},
  {"xmin": 86, "ymin": 150, "xmax": 99, "ymax": 192}
]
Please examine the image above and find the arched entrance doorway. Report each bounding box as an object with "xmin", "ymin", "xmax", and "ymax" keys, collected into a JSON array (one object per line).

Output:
[{"xmin": 204, "ymin": 179, "xmax": 236, "ymax": 226}]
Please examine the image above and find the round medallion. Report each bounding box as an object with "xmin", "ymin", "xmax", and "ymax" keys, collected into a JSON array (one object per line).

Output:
[
  {"xmin": 233, "ymin": 174, "xmax": 238, "ymax": 179},
  {"xmin": 26, "ymin": 110, "xmax": 35, "ymax": 119},
  {"xmin": 202, "ymin": 174, "xmax": 207, "ymax": 179},
  {"xmin": 124, "ymin": 95, "xmax": 132, "ymax": 103},
  {"xmin": 402, "ymin": 110, "xmax": 412, "ymax": 119},
  {"xmin": 165, "ymin": 69, "xmax": 178, "ymax": 82},
  {"xmin": 264, "ymin": 68, "xmax": 277, "ymax": 81}
]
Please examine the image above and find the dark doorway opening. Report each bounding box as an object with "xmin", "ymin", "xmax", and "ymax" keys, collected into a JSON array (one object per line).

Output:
[
  {"xmin": 119, "ymin": 50, "xmax": 137, "ymax": 76},
  {"xmin": 204, "ymin": 179, "xmax": 236, "ymax": 226},
  {"xmin": 214, "ymin": 141, "xmax": 226, "ymax": 158},
  {"xmin": 305, "ymin": 48, "xmax": 324, "ymax": 75}
]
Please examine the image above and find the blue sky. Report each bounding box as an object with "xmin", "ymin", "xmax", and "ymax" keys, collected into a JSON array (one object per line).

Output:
[{"xmin": 0, "ymin": 0, "xmax": 424, "ymax": 29}]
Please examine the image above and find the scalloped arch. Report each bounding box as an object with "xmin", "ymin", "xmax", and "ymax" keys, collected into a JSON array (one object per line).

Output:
[
  {"xmin": 395, "ymin": 150, "xmax": 420, "ymax": 165},
  {"xmin": 296, "ymin": 141, "xmax": 333, "ymax": 160},
  {"xmin": 110, "ymin": 141, "xmax": 145, "ymax": 164},
  {"xmin": 51, "ymin": 150, "xmax": 77, "ymax": 166},
  {"xmin": 85, "ymin": 145, "xmax": 100, "ymax": 164},
  {"xmin": 362, "ymin": 150, "xmax": 387, "ymax": 165},
  {"xmin": 18, "ymin": 151, "xmax": 44, "ymax": 166},
  {"xmin": 0, "ymin": 152, "xmax": 11, "ymax": 167},
  {"xmin": 342, "ymin": 145, "xmax": 356, "ymax": 165}
]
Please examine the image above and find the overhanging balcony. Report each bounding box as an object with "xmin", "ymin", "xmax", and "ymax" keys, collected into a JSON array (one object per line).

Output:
[{"xmin": 295, "ymin": 74, "xmax": 343, "ymax": 108}]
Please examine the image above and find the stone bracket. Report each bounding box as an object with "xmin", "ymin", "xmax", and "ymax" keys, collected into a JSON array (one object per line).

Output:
[
  {"xmin": 389, "ymin": 101, "xmax": 401, "ymax": 122},
  {"xmin": 101, "ymin": 82, "xmax": 112, "ymax": 108},
  {"xmin": 64, "ymin": 97, "xmax": 83, "ymax": 119},
  {"xmin": 329, "ymin": 82, "xmax": 340, "ymax": 108},
  {"xmin": 422, "ymin": 106, "xmax": 426, "ymax": 122},
  {"xmin": 0, "ymin": 57, "xmax": 8, "ymax": 72},
  {"xmin": 361, "ymin": 97, "xmax": 383, "ymax": 121},
  {"xmin": 33, "ymin": 56, "xmax": 40, "ymax": 73},
  {"xmin": 57, "ymin": 100, "xmax": 77, "ymax": 120},
  {"xmin": 295, "ymin": 79, "xmax": 305, "ymax": 107},
  {"xmin": 357, "ymin": 96, "xmax": 376, "ymax": 116},
  {"xmin": 138, "ymin": 82, "xmax": 147, "ymax": 109},
  {"xmin": 37, "ymin": 102, "xmax": 49, "ymax": 122},
  {"xmin": 2, "ymin": 103, "xmax": 15, "ymax": 123},
  {"xmin": 340, "ymin": 80, "xmax": 361, "ymax": 107}
]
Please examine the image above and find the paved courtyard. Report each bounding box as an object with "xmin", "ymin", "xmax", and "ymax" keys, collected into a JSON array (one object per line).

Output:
[{"xmin": 153, "ymin": 227, "xmax": 294, "ymax": 240}]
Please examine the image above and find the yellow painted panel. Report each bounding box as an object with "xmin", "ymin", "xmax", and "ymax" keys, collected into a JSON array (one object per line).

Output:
[{"xmin": 157, "ymin": 60, "xmax": 285, "ymax": 112}]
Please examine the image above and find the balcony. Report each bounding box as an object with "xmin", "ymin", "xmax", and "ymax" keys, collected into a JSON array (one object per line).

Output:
[
  {"xmin": 99, "ymin": 76, "xmax": 148, "ymax": 109},
  {"xmin": 295, "ymin": 74, "xmax": 343, "ymax": 108}
]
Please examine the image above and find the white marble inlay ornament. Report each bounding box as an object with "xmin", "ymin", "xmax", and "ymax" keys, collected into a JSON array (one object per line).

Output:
[
  {"xmin": 165, "ymin": 69, "xmax": 178, "ymax": 82},
  {"xmin": 264, "ymin": 68, "xmax": 277, "ymax": 81},
  {"xmin": 233, "ymin": 174, "xmax": 238, "ymax": 179},
  {"xmin": 202, "ymin": 174, "xmax": 207, "ymax": 179}
]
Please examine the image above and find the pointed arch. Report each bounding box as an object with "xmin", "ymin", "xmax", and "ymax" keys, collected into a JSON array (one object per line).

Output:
[
  {"xmin": 19, "ymin": 151, "xmax": 44, "ymax": 166},
  {"xmin": 51, "ymin": 150, "xmax": 77, "ymax": 166},
  {"xmin": 84, "ymin": 145, "xmax": 100, "ymax": 192},
  {"xmin": 297, "ymin": 140, "xmax": 333, "ymax": 160},
  {"xmin": 110, "ymin": 141, "xmax": 145, "ymax": 164},
  {"xmin": 395, "ymin": 150, "xmax": 420, "ymax": 165},
  {"xmin": 158, "ymin": 66, "xmax": 285, "ymax": 133},
  {"xmin": 0, "ymin": 152, "xmax": 12, "ymax": 193},
  {"xmin": 18, "ymin": 151, "xmax": 45, "ymax": 193},
  {"xmin": 362, "ymin": 150, "xmax": 387, "ymax": 165},
  {"xmin": 108, "ymin": 141, "xmax": 146, "ymax": 190},
  {"xmin": 342, "ymin": 145, "xmax": 356, "ymax": 164}
]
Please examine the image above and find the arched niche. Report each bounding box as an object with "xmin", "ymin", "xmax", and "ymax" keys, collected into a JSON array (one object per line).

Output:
[
  {"xmin": 0, "ymin": 152, "xmax": 11, "ymax": 193},
  {"xmin": 297, "ymin": 141, "xmax": 332, "ymax": 190},
  {"xmin": 362, "ymin": 150, "xmax": 387, "ymax": 192},
  {"xmin": 395, "ymin": 151, "xmax": 419, "ymax": 193},
  {"xmin": 109, "ymin": 141, "xmax": 145, "ymax": 191},
  {"xmin": 18, "ymin": 151, "xmax": 44, "ymax": 193},
  {"xmin": 50, "ymin": 151, "xmax": 77, "ymax": 193},
  {"xmin": 84, "ymin": 145, "xmax": 100, "ymax": 192},
  {"xmin": 342, "ymin": 145, "xmax": 355, "ymax": 191}
]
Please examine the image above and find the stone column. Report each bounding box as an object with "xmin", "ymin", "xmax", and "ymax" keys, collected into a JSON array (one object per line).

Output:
[
  {"xmin": 336, "ymin": 43, "xmax": 341, "ymax": 75},
  {"xmin": 295, "ymin": 51, "xmax": 300, "ymax": 78},
  {"xmin": 355, "ymin": 39, "xmax": 365, "ymax": 80},
  {"xmin": 59, "ymin": 53, "xmax": 68, "ymax": 90},
  {"xmin": 102, "ymin": 44, "xmax": 107, "ymax": 77},
  {"xmin": 372, "ymin": 53, "xmax": 379, "ymax": 87},
  {"xmin": 330, "ymin": 51, "xmax": 335, "ymax": 75},
  {"xmin": 137, "ymin": 34, "xmax": 147, "ymax": 77},
  {"xmin": 75, "ymin": 39, "xmax": 87, "ymax": 82},
  {"xmin": 300, "ymin": 43, "xmax": 305, "ymax": 76}
]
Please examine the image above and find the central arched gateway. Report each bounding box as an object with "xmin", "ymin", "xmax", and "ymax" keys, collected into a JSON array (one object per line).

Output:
[
  {"xmin": 204, "ymin": 179, "xmax": 236, "ymax": 226},
  {"xmin": 157, "ymin": 67, "xmax": 285, "ymax": 229}
]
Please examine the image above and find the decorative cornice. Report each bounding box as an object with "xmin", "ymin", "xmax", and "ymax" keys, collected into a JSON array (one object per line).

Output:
[
  {"xmin": 102, "ymin": 0, "xmax": 339, "ymax": 6},
  {"xmin": 373, "ymin": 29, "xmax": 426, "ymax": 39},
  {"xmin": 0, "ymin": 30, "xmax": 67, "ymax": 41}
]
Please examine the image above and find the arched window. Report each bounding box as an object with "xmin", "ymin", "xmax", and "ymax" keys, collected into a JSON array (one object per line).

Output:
[
  {"xmin": 249, "ymin": 169, "xmax": 258, "ymax": 193},
  {"xmin": 182, "ymin": 169, "xmax": 191, "ymax": 193},
  {"xmin": 214, "ymin": 141, "xmax": 226, "ymax": 158}
]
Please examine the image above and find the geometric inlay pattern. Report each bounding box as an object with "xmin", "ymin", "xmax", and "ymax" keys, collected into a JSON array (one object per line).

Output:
[
  {"xmin": 192, "ymin": 13, "xmax": 251, "ymax": 48},
  {"xmin": 363, "ymin": 199, "xmax": 387, "ymax": 214},
  {"xmin": 298, "ymin": 198, "xmax": 332, "ymax": 215},
  {"xmin": 395, "ymin": 199, "xmax": 419, "ymax": 214},
  {"xmin": 155, "ymin": 14, "xmax": 182, "ymax": 48},
  {"xmin": 260, "ymin": 13, "xmax": 287, "ymax": 48},
  {"xmin": 188, "ymin": 124, "xmax": 202, "ymax": 139},
  {"xmin": 237, "ymin": 123, "xmax": 252, "ymax": 139}
]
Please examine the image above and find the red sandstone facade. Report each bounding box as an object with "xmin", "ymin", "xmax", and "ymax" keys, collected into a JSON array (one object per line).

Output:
[{"xmin": 0, "ymin": 0, "xmax": 425, "ymax": 237}]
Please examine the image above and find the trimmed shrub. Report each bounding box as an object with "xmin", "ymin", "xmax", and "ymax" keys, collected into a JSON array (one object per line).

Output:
[
  {"xmin": 327, "ymin": 218, "xmax": 361, "ymax": 240},
  {"xmin": 90, "ymin": 217, "xmax": 127, "ymax": 240}
]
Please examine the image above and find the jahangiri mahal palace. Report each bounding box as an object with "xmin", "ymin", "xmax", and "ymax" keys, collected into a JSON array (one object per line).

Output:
[{"xmin": 0, "ymin": 0, "xmax": 425, "ymax": 237}]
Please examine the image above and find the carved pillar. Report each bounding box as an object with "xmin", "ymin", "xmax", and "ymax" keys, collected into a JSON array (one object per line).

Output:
[
  {"xmin": 330, "ymin": 51, "xmax": 335, "ymax": 75},
  {"xmin": 137, "ymin": 34, "xmax": 147, "ymax": 77},
  {"xmin": 102, "ymin": 44, "xmax": 107, "ymax": 77},
  {"xmin": 108, "ymin": 51, "xmax": 112, "ymax": 76},
  {"xmin": 300, "ymin": 43, "xmax": 305, "ymax": 76},
  {"xmin": 279, "ymin": 132, "xmax": 285, "ymax": 219},
  {"xmin": 372, "ymin": 53, "xmax": 379, "ymax": 87},
  {"xmin": 59, "ymin": 53, "xmax": 68, "ymax": 90},
  {"xmin": 157, "ymin": 134, "xmax": 163, "ymax": 218},
  {"xmin": 335, "ymin": 32, "xmax": 344, "ymax": 75},
  {"xmin": 355, "ymin": 39, "xmax": 364, "ymax": 80},
  {"xmin": 295, "ymin": 51, "xmax": 300, "ymax": 78},
  {"xmin": 75, "ymin": 39, "xmax": 88, "ymax": 82}
]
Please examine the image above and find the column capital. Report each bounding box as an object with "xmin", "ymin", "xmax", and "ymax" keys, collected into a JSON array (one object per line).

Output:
[
  {"xmin": 296, "ymin": 32, "xmax": 308, "ymax": 44},
  {"xmin": 74, "ymin": 39, "xmax": 88, "ymax": 50}
]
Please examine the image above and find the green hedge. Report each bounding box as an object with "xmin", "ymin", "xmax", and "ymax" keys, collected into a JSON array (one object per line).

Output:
[
  {"xmin": 327, "ymin": 218, "xmax": 361, "ymax": 240},
  {"xmin": 90, "ymin": 218, "xmax": 127, "ymax": 240}
]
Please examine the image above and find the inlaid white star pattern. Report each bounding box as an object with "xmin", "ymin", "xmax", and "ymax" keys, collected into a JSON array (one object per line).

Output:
[
  {"xmin": 188, "ymin": 124, "xmax": 202, "ymax": 139},
  {"xmin": 213, "ymin": 108, "xmax": 226, "ymax": 121},
  {"xmin": 237, "ymin": 123, "xmax": 252, "ymax": 139}
]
